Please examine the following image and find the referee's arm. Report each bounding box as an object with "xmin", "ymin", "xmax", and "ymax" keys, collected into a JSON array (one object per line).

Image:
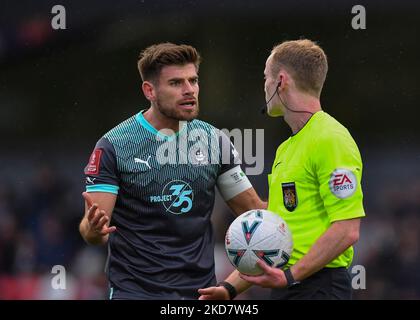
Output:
[
  {"xmin": 289, "ymin": 218, "xmax": 360, "ymax": 282},
  {"xmin": 239, "ymin": 218, "xmax": 361, "ymax": 288}
]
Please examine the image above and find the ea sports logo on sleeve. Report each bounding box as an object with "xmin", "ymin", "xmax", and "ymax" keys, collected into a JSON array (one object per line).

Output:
[{"xmin": 329, "ymin": 168, "xmax": 357, "ymax": 199}]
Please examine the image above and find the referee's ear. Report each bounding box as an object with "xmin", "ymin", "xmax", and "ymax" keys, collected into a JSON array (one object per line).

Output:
[{"xmin": 277, "ymin": 72, "xmax": 287, "ymax": 90}]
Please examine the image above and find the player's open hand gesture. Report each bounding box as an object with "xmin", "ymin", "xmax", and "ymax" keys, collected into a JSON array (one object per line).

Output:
[
  {"xmin": 82, "ymin": 192, "xmax": 117, "ymax": 236},
  {"xmin": 239, "ymin": 259, "xmax": 287, "ymax": 288}
]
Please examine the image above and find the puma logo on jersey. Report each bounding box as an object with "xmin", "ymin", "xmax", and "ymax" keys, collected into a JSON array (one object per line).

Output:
[
  {"xmin": 134, "ymin": 155, "xmax": 151, "ymax": 169},
  {"xmin": 86, "ymin": 177, "xmax": 96, "ymax": 185}
]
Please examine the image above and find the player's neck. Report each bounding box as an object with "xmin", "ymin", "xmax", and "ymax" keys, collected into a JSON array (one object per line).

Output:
[
  {"xmin": 143, "ymin": 107, "xmax": 183, "ymax": 133},
  {"xmin": 283, "ymin": 93, "xmax": 321, "ymax": 134}
]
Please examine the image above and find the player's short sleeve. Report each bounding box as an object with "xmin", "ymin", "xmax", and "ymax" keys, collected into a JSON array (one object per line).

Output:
[
  {"xmin": 216, "ymin": 130, "xmax": 252, "ymax": 200},
  {"xmin": 218, "ymin": 130, "xmax": 242, "ymax": 175},
  {"xmin": 84, "ymin": 137, "xmax": 120, "ymax": 194},
  {"xmin": 312, "ymin": 131, "xmax": 365, "ymax": 222}
]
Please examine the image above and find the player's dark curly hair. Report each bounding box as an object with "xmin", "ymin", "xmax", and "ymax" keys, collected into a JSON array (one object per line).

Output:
[{"xmin": 137, "ymin": 43, "xmax": 201, "ymax": 82}]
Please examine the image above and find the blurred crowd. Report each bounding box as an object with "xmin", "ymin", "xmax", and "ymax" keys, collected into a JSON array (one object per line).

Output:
[
  {"xmin": 0, "ymin": 165, "xmax": 107, "ymax": 299},
  {"xmin": 353, "ymin": 181, "xmax": 420, "ymax": 299},
  {"xmin": 0, "ymin": 164, "xmax": 419, "ymax": 299}
]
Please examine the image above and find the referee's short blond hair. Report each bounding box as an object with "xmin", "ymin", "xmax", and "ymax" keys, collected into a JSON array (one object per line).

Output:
[{"xmin": 271, "ymin": 39, "xmax": 328, "ymax": 98}]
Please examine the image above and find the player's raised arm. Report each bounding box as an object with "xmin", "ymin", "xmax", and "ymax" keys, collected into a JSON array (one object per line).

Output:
[{"xmin": 79, "ymin": 191, "xmax": 117, "ymax": 245}]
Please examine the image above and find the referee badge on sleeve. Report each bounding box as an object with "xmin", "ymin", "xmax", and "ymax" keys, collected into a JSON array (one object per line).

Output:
[{"xmin": 282, "ymin": 182, "xmax": 298, "ymax": 212}]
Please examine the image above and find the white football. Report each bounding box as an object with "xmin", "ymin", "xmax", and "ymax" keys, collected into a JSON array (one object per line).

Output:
[{"xmin": 225, "ymin": 209, "xmax": 293, "ymax": 275}]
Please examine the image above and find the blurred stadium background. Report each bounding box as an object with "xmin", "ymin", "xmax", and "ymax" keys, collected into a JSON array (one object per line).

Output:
[{"xmin": 0, "ymin": 0, "xmax": 419, "ymax": 299}]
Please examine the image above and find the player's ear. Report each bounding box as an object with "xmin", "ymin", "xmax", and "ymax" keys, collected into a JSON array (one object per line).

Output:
[{"xmin": 142, "ymin": 81, "xmax": 156, "ymax": 101}]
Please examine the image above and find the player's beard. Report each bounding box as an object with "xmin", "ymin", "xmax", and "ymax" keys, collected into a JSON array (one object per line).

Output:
[{"xmin": 155, "ymin": 97, "xmax": 199, "ymax": 121}]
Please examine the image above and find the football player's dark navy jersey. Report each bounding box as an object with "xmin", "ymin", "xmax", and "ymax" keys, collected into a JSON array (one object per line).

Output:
[{"xmin": 84, "ymin": 110, "xmax": 239, "ymax": 299}]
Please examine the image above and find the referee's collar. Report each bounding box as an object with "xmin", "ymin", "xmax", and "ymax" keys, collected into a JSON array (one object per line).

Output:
[{"xmin": 291, "ymin": 110, "xmax": 323, "ymax": 138}]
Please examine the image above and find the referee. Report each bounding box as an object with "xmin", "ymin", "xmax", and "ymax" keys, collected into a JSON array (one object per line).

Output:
[{"xmin": 199, "ymin": 39, "xmax": 365, "ymax": 300}]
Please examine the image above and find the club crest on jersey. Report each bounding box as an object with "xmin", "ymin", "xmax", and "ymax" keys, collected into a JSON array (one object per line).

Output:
[
  {"xmin": 282, "ymin": 182, "xmax": 298, "ymax": 212},
  {"xmin": 194, "ymin": 149, "xmax": 207, "ymax": 164},
  {"xmin": 329, "ymin": 168, "xmax": 357, "ymax": 199}
]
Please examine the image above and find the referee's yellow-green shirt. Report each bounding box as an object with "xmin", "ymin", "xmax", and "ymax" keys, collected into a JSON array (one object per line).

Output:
[{"xmin": 268, "ymin": 111, "xmax": 365, "ymax": 268}]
